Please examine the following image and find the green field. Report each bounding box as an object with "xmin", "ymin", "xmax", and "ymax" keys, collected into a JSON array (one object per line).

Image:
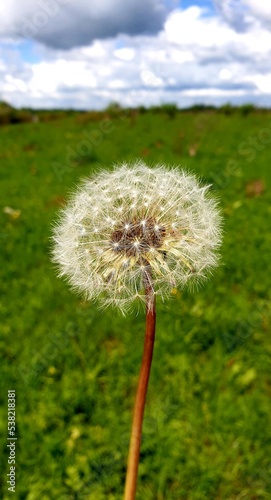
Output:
[{"xmin": 1, "ymin": 106, "xmax": 271, "ymax": 499}]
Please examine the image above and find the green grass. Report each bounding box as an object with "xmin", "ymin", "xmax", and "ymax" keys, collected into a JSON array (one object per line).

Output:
[{"xmin": 1, "ymin": 108, "xmax": 271, "ymax": 499}]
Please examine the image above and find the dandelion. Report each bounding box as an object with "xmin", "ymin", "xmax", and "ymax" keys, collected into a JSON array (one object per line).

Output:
[
  {"xmin": 52, "ymin": 161, "xmax": 221, "ymax": 313},
  {"xmin": 52, "ymin": 160, "xmax": 222, "ymax": 500}
]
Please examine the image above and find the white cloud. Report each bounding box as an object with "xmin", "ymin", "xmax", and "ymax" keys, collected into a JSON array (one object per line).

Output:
[
  {"xmin": 219, "ymin": 68, "xmax": 232, "ymax": 80},
  {"xmin": 108, "ymin": 79, "xmax": 126, "ymax": 89},
  {"xmin": 214, "ymin": 0, "xmax": 271, "ymax": 30},
  {"xmin": 114, "ymin": 47, "xmax": 135, "ymax": 61},
  {"xmin": 164, "ymin": 5, "xmax": 271, "ymax": 56},
  {"xmin": 165, "ymin": 6, "xmax": 234, "ymax": 47},
  {"xmin": 243, "ymin": 0, "xmax": 271, "ymax": 21},
  {"xmin": 140, "ymin": 69, "xmax": 164, "ymax": 87},
  {"xmin": 249, "ymin": 74, "xmax": 271, "ymax": 94},
  {"xmin": 30, "ymin": 60, "xmax": 97, "ymax": 93},
  {"xmin": 4, "ymin": 75, "xmax": 27, "ymax": 92},
  {"xmin": 170, "ymin": 49, "xmax": 194, "ymax": 64},
  {"xmin": 81, "ymin": 42, "xmax": 107, "ymax": 59},
  {"xmin": 1, "ymin": 3, "xmax": 271, "ymax": 109}
]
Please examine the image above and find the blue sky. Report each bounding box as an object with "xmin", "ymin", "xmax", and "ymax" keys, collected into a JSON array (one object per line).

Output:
[
  {"xmin": 0, "ymin": 0, "xmax": 270, "ymax": 109},
  {"xmin": 181, "ymin": 0, "xmax": 214, "ymax": 11},
  {"xmin": 15, "ymin": 41, "xmax": 41, "ymax": 64}
]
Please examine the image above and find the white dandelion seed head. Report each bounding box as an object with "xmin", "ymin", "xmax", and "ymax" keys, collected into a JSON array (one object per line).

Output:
[{"xmin": 52, "ymin": 161, "xmax": 223, "ymax": 314}]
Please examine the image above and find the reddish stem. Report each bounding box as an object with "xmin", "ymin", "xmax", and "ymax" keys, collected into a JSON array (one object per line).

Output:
[{"xmin": 124, "ymin": 277, "xmax": 156, "ymax": 500}]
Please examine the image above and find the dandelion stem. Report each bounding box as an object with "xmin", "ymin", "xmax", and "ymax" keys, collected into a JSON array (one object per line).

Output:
[{"xmin": 124, "ymin": 272, "xmax": 156, "ymax": 500}]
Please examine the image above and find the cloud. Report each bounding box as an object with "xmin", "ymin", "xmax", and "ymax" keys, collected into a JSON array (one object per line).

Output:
[
  {"xmin": 0, "ymin": 0, "xmax": 167, "ymax": 49},
  {"xmin": 214, "ymin": 0, "xmax": 271, "ymax": 31},
  {"xmin": 1, "ymin": 4, "xmax": 271, "ymax": 109},
  {"xmin": 243, "ymin": 0, "xmax": 271, "ymax": 22},
  {"xmin": 164, "ymin": 6, "xmax": 236, "ymax": 46}
]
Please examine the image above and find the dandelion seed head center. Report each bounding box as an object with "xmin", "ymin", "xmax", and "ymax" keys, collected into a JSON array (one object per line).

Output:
[{"xmin": 110, "ymin": 217, "xmax": 166, "ymax": 257}]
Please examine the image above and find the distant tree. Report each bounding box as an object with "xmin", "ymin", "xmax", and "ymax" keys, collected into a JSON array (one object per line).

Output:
[{"xmin": 0, "ymin": 100, "xmax": 14, "ymax": 113}]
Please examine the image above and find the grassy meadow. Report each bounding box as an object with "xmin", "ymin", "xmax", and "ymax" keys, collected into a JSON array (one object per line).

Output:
[{"xmin": 0, "ymin": 105, "xmax": 271, "ymax": 499}]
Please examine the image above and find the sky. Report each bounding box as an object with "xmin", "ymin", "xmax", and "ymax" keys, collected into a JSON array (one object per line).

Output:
[{"xmin": 0, "ymin": 0, "xmax": 271, "ymax": 109}]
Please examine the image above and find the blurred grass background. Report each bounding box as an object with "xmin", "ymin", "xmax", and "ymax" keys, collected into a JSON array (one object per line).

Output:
[{"xmin": 0, "ymin": 104, "xmax": 271, "ymax": 499}]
